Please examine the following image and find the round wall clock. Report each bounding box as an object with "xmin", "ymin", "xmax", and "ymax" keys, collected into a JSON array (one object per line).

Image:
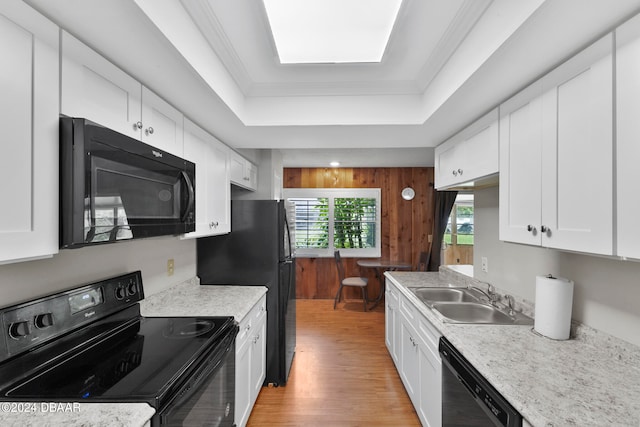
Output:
[{"xmin": 401, "ymin": 187, "xmax": 415, "ymax": 200}]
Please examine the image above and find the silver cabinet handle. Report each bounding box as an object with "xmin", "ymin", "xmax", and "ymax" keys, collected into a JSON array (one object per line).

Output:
[
  {"xmin": 457, "ymin": 168, "xmax": 463, "ymax": 175},
  {"xmin": 452, "ymin": 170, "xmax": 458, "ymax": 176},
  {"xmin": 527, "ymin": 225, "xmax": 536, "ymax": 232},
  {"xmin": 145, "ymin": 127, "xmax": 154, "ymax": 136},
  {"xmin": 134, "ymin": 121, "xmax": 143, "ymax": 130},
  {"xmin": 540, "ymin": 225, "xmax": 548, "ymax": 233}
]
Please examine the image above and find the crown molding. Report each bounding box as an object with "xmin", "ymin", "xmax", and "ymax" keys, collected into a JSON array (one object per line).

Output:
[{"xmin": 415, "ymin": 0, "xmax": 493, "ymax": 91}]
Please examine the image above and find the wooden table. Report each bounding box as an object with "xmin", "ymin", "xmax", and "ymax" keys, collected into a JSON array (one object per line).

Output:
[{"xmin": 356, "ymin": 259, "xmax": 412, "ymax": 309}]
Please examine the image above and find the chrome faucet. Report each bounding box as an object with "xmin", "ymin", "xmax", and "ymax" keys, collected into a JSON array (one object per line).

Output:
[
  {"xmin": 504, "ymin": 294, "xmax": 516, "ymax": 315},
  {"xmin": 469, "ymin": 282, "xmax": 500, "ymax": 305}
]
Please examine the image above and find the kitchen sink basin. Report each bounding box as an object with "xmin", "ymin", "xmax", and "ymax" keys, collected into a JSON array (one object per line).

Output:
[
  {"xmin": 410, "ymin": 287, "xmax": 481, "ymax": 304},
  {"xmin": 408, "ymin": 286, "xmax": 534, "ymax": 325},
  {"xmin": 430, "ymin": 302, "xmax": 534, "ymax": 325}
]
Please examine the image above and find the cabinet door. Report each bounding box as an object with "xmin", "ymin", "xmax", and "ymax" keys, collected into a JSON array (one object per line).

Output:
[
  {"xmin": 0, "ymin": 3, "xmax": 58, "ymax": 263},
  {"xmin": 460, "ymin": 118, "xmax": 499, "ymax": 182},
  {"xmin": 399, "ymin": 317, "xmax": 419, "ymax": 407},
  {"xmin": 435, "ymin": 140, "xmax": 459, "ymax": 189},
  {"xmin": 499, "ymin": 82, "xmax": 543, "ymax": 245},
  {"xmin": 617, "ymin": 14, "xmax": 640, "ymax": 259},
  {"xmin": 235, "ymin": 337, "xmax": 252, "ymax": 427},
  {"xmin": 141, "ymin": 86, "xmax": 184, "ymax": 156},
  {"xmin": 385, "ymin": 280, "xmax": 400, "ymax": 367},
  {"xmin": 250, "ymin": 313, "xmax": 267, "ymax": 403},
  {"xmin": 418, "ymin": 344, "xmax": 442, "ymax": 427},
  {"xmin": 540, "ymin": 34, "xmax": 613, "ymax": 255},
  {"xmin": 435, "ymin": 109, "xmax": 498, "ymax": 190},
  {"xmin": 229, "ymin": 151, "xmax": 257, "ymax": 191},
  {"xmin": 61, "ymin": 31, "xmax": 142, "ymax": 140},
  {"xmin": 245, "ymin": 161, "xmax": 258, "ymax": 191},
  {"xmin": 229, "ymin": 151, "xmax": 246, "ymax": 185},
  {"xmin": 183, "ymin": 120, "xmax": 230, "ymax": 238},
  {"xmin": 207, "ymin": 138, "xmax": 231, "ymax": 234}
]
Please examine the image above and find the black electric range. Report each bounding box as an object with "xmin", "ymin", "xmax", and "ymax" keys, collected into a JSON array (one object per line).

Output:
[{"xmin": 0, "ymin": 271, "xmax": 238, "ymax": 426}]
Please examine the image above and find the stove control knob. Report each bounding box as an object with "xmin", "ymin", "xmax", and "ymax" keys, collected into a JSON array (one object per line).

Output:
[
  {"xmin": 34, "ymin": 313, "xmax": 54, "ymax": 329},
  {"xmin": 115, "ymin": 286, "xmax": 126, "ymax": 300},
  {"xmin": 9, "ymin": 321, "xmax": 31, "ymax": 339},
  {"xmin": 126, "ymin": 281, "xmax": 137, "ymax": 296}
]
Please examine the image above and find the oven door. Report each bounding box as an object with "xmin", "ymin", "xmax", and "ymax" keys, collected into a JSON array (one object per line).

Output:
[{"xmin": 158, "ymin": 330, "xmax": 236, "ymax": 427}]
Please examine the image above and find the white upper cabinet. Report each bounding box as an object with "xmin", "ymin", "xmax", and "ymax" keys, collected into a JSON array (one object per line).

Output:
[
  {"xmin": 0, "ymin": 2, "xmax": 59, "ymax": 264},
  {"xmin": 500, "ymin": 33, "xmax": 614, "ymax": 255},
  {"xmin": 229, "ymin": 150, "xmax": 258, "ymax": 191},
  {"xmin": 61, "ymin": 31, "xmax": 183, "ymax": 156},
  {"xmin": 616, "ymin": 14, "xmax": 640, "ymax": 260},
  {"xmin": 140, "ymin": 86, "xmax": 184, "ymax": 157},
  {"xmin": 182, "ymin": 119, "xmax": 230, "ymax": 238},
  {"xmin": 499, "ymin": 82, "xmax": 544, "ymax": 246},
  {"xmin": 435, "ymin": 108, "xmax": 499, "ymax": 190}
]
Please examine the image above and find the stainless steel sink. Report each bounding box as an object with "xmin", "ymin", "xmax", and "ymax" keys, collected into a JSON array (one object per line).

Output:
[
  {"xmin": 410, "ymin": 287, "xmax": 481, "ymax": 304},
  {"xmin": 409, "ymin": 286, "xmax": 534, "ymax": 325},
  {"xmin": 430, "ymin": 302, "xmax": 534, "ymax": 325}
]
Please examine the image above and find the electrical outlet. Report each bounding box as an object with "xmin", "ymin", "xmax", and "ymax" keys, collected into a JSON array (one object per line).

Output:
[
  {"xmin": 167, "ymin": 259, "xmax": 174, "ymax": 276},
  {"xmin": 481, "ymin": 257, "xmax": 488, "ymax": 273}
]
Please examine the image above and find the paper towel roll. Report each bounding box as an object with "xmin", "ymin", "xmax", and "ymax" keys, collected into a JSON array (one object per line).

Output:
[{"xmin": 534, "ymin": 275, "xmax": 574, "ymax": 340}]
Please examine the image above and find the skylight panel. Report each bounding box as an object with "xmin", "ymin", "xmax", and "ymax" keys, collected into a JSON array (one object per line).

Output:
[{"xmin": 263, "ymin": 0, "xmax": 403, "ymax": 64}]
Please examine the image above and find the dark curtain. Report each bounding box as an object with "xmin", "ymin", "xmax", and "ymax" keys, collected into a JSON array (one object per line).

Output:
[{"xmin": 428, "ymin": 191, "xmax": 458, "ymax": 271}]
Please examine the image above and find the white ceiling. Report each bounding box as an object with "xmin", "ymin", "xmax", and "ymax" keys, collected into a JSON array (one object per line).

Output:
[{"xmin": 24, "ymin": 0, "xmax": 640, "ymax": 167}]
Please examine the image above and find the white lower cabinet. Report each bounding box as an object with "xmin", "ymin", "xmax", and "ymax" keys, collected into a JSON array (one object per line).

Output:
[
  {"xmin": 386, "ymin": 280, "xmax": 442, "ymax": 427},
  {"xmin": 235, "ymin": 295, "xmax": 267, "ymax": 427},
  {"xmin": 0, "ymin": 1, "xmax": 59, "ymax": 264},
  {"xmin": 385, "ymin": 279, "xmax": 401, "ymax": 367}
]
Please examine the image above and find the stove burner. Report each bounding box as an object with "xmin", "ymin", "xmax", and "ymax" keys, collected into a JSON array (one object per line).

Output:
[{"xmin": 163, "ymin": 320, "xmax": 216, "ymax": 339}]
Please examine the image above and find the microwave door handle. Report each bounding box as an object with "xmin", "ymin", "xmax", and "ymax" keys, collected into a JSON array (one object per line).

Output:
[{"xmin": 180, "ymin": 171, "xmax": 195, "ymax": 221}]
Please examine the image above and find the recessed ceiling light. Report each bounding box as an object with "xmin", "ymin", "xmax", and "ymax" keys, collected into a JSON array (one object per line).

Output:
[
  {"xmin": 330, "ymin": 161, "xmax": 340, "ymax": 167},
  {"xmin": 263, "ymin": 0, "xmax": 403, "ymax": 64}
]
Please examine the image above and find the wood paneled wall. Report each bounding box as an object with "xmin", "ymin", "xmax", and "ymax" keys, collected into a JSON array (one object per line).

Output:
[{"xmin": 285, "ymin": 168, "xmax": 436, "ymax": 300}]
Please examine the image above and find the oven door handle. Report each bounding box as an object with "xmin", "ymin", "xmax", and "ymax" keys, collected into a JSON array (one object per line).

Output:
[{"xmin": 180, "ymin": 171, "xmax": 195, "ymax": 222}]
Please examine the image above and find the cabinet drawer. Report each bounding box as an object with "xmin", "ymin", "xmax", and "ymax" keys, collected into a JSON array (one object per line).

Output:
[
  {"xmin": 399, "ymin": 294, "xmax": 416, "ymax": 324},
  {"xmin": 416, "ymin": 315, "xmax": 441, "ymax": 353},
  {"xmin": 237, "ymin": 295, "xmax": 267, "ymax": 347}
]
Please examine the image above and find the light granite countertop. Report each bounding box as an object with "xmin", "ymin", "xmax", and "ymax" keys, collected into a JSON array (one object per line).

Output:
[
  {"xmin": 385, "ymin": 269, "xmax": 640, "ymax": 427},
  {"xmin": 139, "ymin": 277, "xmax": 267, "ymax": 319},
  {"xmin": 0, "ymin": 402, "xmax": 154, "ymax": 427},
  {"xmin": 0, "ymin": 278, "xmax": 266, "ymax": 427}
]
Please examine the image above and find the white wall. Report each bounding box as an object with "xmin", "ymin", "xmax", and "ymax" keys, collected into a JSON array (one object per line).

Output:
[
  {"xmin": 0, "ymin": 237, "xmax": 196, "ymax": 307},
  {"xmin": 473, "ymin": 186, "xmax": 640, "ymax": 347}
]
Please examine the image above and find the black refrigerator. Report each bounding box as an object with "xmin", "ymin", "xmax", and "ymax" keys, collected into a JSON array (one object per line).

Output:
[{"xmin": 197, "ymin": 200, "xmax": 296, "ymax": 386}]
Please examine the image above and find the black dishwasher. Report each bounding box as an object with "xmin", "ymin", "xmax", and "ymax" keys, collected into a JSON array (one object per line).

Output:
[{"xmin": 439, "ymin": 337, "xmax": 522, "ymax": 427}]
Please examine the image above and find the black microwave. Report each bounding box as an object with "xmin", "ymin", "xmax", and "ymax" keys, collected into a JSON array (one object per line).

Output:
[{"xmin": 60, "ymin": 117, "xmax": 195, "ymax": 249}]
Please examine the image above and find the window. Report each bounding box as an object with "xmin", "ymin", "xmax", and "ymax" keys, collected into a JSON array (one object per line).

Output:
[
  {"xmin": 443, "ymin": 194, "xmax": 474, "ymax": 245},
  {"xmin": 443, "ymin": 194, "xmax": 473, "ymax": 265},
  {"xmin": 285, "ymin": 188, "xmax": 381, "ymax": 257}
]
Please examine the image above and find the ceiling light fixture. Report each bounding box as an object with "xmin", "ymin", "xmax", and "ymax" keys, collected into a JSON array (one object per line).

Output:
[
  {"xmin": 330, "ymin": 161, "xmax": 340, "ymax": 167},
  {"xmin": 263, "ymin": 0, "xmax": 403, "ymax": 64}
]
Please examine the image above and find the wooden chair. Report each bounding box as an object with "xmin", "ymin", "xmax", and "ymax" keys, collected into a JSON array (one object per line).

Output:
[
  {"xmin": 416, "ymin": 250, "xmax": 431, "ymax": 271},
  {"xmin": 333, "ymin": 250, "xmax": 369, "ymax": 311}
]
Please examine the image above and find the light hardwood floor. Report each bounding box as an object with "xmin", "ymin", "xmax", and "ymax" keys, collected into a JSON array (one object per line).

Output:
[{"xmin": 247, "ymin": 299, "xmax": 421, "ymax": 427}]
